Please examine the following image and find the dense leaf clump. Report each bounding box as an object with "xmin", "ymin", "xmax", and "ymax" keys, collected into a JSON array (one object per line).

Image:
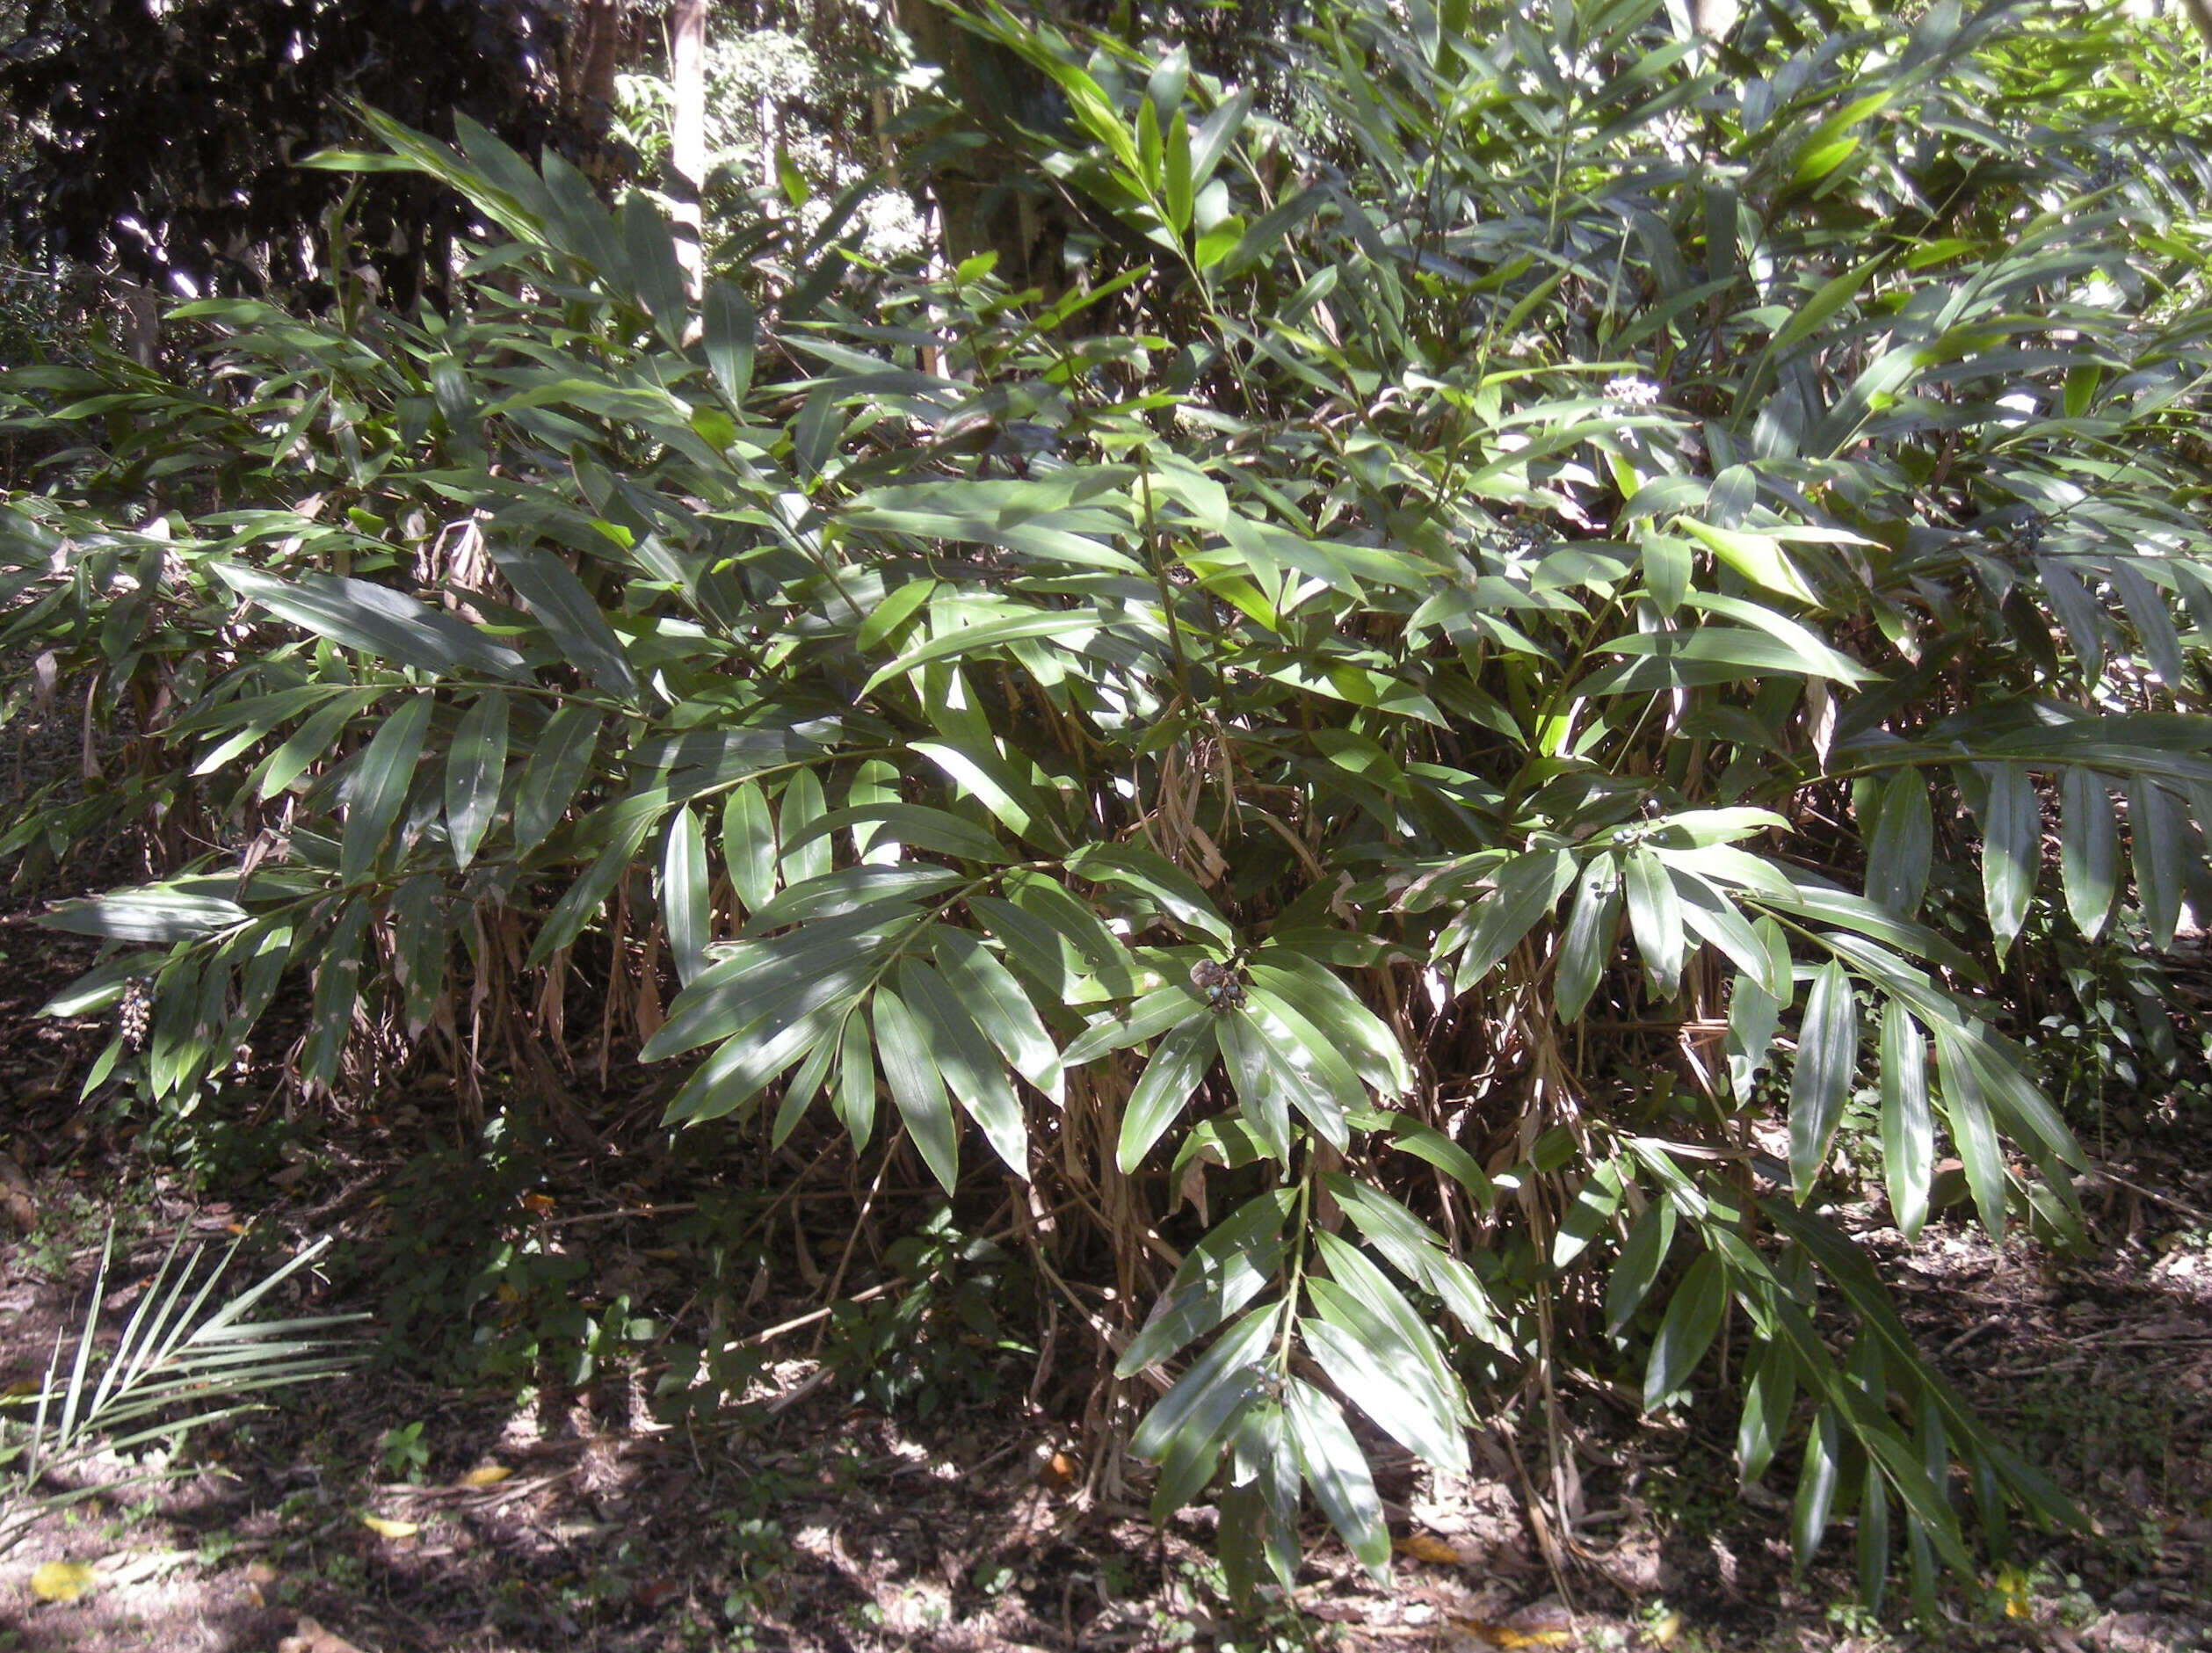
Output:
[{"xmin": 5, "ymin": 0, "xmax": 2212, "ymax": 1613}]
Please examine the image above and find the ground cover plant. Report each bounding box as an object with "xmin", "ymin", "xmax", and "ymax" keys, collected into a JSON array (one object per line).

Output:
[{"xmin": 4, "ymin": 0, "xmax": 2212, "ymax": 1633}]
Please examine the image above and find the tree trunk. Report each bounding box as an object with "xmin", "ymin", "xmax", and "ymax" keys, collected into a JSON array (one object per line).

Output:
[{"xmin": 671, "ymin": 0, "xmax": 708, "ymax": 296}]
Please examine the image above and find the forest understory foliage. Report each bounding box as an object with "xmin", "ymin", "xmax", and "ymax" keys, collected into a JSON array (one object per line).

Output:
[{"xmin": 4, "ymin": 0, "xmax": 2212, "ymax": 1620}]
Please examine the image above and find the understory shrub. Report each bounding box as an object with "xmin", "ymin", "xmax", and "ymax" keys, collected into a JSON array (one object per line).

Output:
[{"xmin": 6, "ymin": 0, "xmax": 2212, "ymax": 1612}]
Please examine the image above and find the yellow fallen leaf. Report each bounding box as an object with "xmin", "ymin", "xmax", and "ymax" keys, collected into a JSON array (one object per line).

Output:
[
  {"xmin": 30, "ymin": 1561, "xmax": 95, "ymax": 1603},
  {"xmin": 459, "ymin": 1463, "xmax": 511, "ymax": 1488},
  {"xmin": 1644, "ymin": 1606, "xmax": 1683, "ymax": 1647},
  {"xmin": 359, "ymin": 1515, "xmax": 418, "ymax": 1539},
  {"xmin": 1447, "ymin": 1619, "xmax": 1570, "ymax": 1649},
  {"xmin": 1393, "ymin": 1531, "xmax": 1465, "ymax": 1565},
  {"xmin": 1994, "ymin": 1564, "xmax": 2032, "ymax": 1620}
]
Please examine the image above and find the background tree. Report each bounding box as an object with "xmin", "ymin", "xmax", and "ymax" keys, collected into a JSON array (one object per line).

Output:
[{"xmin": 0, "ymin": 0, "xmax": 606, "ymax": 311}]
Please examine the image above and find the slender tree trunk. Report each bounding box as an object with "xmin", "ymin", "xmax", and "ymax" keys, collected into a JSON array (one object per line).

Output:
[{"xmin": 671, "ymin": 0, "xmax": 707, "ymax": 296}]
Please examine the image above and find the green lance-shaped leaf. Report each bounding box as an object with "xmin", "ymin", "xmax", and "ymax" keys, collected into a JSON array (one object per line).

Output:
[
  {"xmin": 301, "ymin": 898, "xmax": 372, "ymax": 1092},
  {"xmin": 1726, "ymin": 961, "xmax": 1784, "ymax": 1105},
  {"xmin": 1866, "ymin": 771, "xmax": 1933, "ymax": 919},
  {"xmin": 1118, "ymin": 1191, "xmax": 1292, "ymax": 1375},
  {"xmin": 772, "ymin": 1017, "xmax": 841, "ymax": 1149},
  {"xmin": 1788, "ymin": 961, "xmax": 1858, "ymax": 1202},
  {"xmin": 1117, "ymin": 1015, "xmax": 1219, "ymax": 1173},
  {"xmin": 1978, "ymin": 762, "xmax": 2037, "ymax": 963},
  {"xmin": 214, "ymin": 563, "xmax": 529, "ymax": 680},
  {"xmin": 1553, "ymin": 1160, "xmax": 1621, "ymax": 1270},
  {"xmin": 1064, "ymin": 982, "xmax": 1209, "ymax": 1065},
  {"xmin": 2059, "ymin": 767, "xmax": 2118, "ymax": 940},
  {"xmin": 1241, "ymin": 989, "xmax": 1361, "ymax": 1149},
  {"xmin": 1643, "ymin": 1251, "xmax": 1727, "ymax": 1410},
  {"xmin": 445, "ymin": 690, "xmax": 509, "ymax": 872},
  {"xmin": 340, "ymin": 693, "xmax": 432, "ymax": 887},
  {"xmin": 1068, "ymin": 841, "xmax": 1234, "ymax": 946},
  {"xmin": 702, "ymin": 280, "xmax": 756, "ymax": 409},
  {"xmin": 1793, "ymin": 1404, "xmax": 1844, "ymax": 1572},
  {"xmin": 513, "ymin": 707, "xmax": 600, "ymax": 858},
  {"xmin": 1284, "ymin": 1375, "xmax": 1391, "ymax": 1580},
  {"xmin": 619, "ymin": 192, "xmax": 687, "ymax": 350},
  {"xmin": 2129, "ymin": 774, "xmax": 2183, "ymax": 950},
  {"xmin": 490, "ymin": 544, "xmax": 639, "ymax": 700},
  {"xmin": 1626, "ymin": 846, "xmax": 1686, "ymax": 1000},
  {"xmin": 1299, "ymin": 1316, "xmax": 1467, "ymax": 1474},
  {"xmin": 1215, "ymin": 1008, "xmax": 1292, "ymax": 1163},
  {"xmin": 1449, "ymin": 847, "xmax": 1575, "ymax": 984},
  {"xmin": 1130, "ymin": 1308, "xmax": 1275, "ymax": 1524},
  {"xmin": 896, "ymin": 957, "xmax": 1027, "ymax": 1177},
  {"xmin": 780, "ymin": 768, "xmax": 830, "ymax": 886},
  {"xmin": 2110, "ymin": 560, "xmax": 2184, "ymax": 689},
  {"xmin": 663, "ymin": 806, "xmax": 711, "ymax": 988},
  {"xmin": 1858, "ymin": 1442, "xmax": 1893, "ymax": 1609},
  {"xmin": 1555, "ymin": 854, "xmax": 1619, "ymax": 1022},
  {"xmin": 1879, "ymin": 1003, "xmax": 1933, "ymax": 1242},
  {"xmin": 720, "ymin": 780, "xmax": 778, "ymax": 915},
  {"xmin": 1737, "ymin": 1341, "xmax": 1795, "ymax": 1483},
  {"xmin": 1931, "ymin": 1022, "xmax": 2007, "ymax": 1243},
  {"xmin": 872, "ymin": 985, "xmax": 960, "ymax": 1194},
  {"xmin": 528, "ymin": 795, "xmax": 666, "ymax": 967},
  {"xmin": 1606, "ymin": 1197, "xmax": 1677, "ymax": 1336},
  {"xmin": 832, "ymin": 1012, "xmax": 876, "ymax": 1151},
  {"xmin": 42, "ymin": 887, "xmax": 247, "ymax": 945},
  {"xmin": 931, "ymin": 928, "xmax": 1062, "ymax": 1105},
  {"xmin": 390, "ymin": 874, "xmax": 446, "ymax": 1037},
  {"xmin": 1243, "ymin": 951, "xmax": 1411, "ymax": 1097}
]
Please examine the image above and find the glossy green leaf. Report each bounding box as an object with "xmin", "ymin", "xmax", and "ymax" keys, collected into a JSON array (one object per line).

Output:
[
  {"xmin": 1606, "ymin": 1198, "xmax": 1676, "ymax": 1336},
  {"xmin": 897, "ymin": 957, "xmax": 1027, "ymax": 1176},
  {"xmin": 1450, "ymin": 848, "xmax": 1576, "ymax": 985},
  {"xmin": 1643, "ymin": 1251, "xmax": 1726, "ymax": 1410},
  {"xmin": 1117, "ymin": 1191, "xmax": 1291, "ymax": 1375},
  {"xmin": 445, "ymin": 691, "xmax": 509, "ymax": 871},
  {"xmin": 1788, "ymin": 961, "xmax": 1858, "ymax": 1202},
  {"xmin": 1978, "ymin": 763, "xmax": 2036, "ymax": 964},
  {"xmin": 1117, "ymin": 1015, "xmax": 1217, "ymax": 1173},
  {"xmin": 871, "ymin": 985, "xmax": 961, "ymax": 1193},
  {"xmin": 663, "ymin": 805, "xmax": 711, "ymax": 987},
  {"xmin": 214, "ymin": 563, "xmax": 530, "ymax": 681},
  {"xmin": 301, "ymin": 898, "xmax": 371, "ymax": 1091},
  {"xmin": 779, "ymin": 768, "xmax": 830, "ymax": 886},
  {"xmin": 1300, "ymin": 1316, "xmax": 1467, "ymax": 1473},
  {"xmin": 1793, "ymin": 1404, "xmax": 1843, "ymax": 1571},
  {"xmin": 702, "ymin": 280, "xmax": 757, "ymax": 408},
  {"xmin": 1866, "ymin": 771, "xmax": 1933, "ymax": 920},
  {"xmin": 513, "ymin": 707, "xmax": 600, "ymax": 858},
  {"xmin": 721, "ymin": 781, "xmax": 778, "ymax": 914},
  {"xmin": 490, "ymin": 544, "xmax": 639, "ymax": 700},
  {"xmin": 2129, "ymin": 774, "xmax": 2182, "ymax": 949},
  {"xmin": 932, "ymin": 927, "xmax": 1062, "ymax": 1105},
  {"xmin": 1878, "ymin": 1003, "xmax": 1933, "ymax": 1242},
  {"xmin": 2059, "ymin": 767, "xmax": 2118, "ymax": 940},
  {"xmin": 1284, "ymin": 1376, "xmax": 1390, "ymax": 1579},
  {"xmin": 339, "ymin": 693, "xmax": 432, "ymax": 887},
  {"xmin": 1625, "ymin": 847, "xmax": 1686, "ymax": 1000},
  {"xmin": 1555, "ymin": 853, "xmax": 1619, "ymax": 1022}
]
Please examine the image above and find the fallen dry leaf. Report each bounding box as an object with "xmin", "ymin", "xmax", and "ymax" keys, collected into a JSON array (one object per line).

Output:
[
  {"xmin": 1447, "ymin": 1616, "xmax": 1571, "ymax": 1649},
  {"xmin": 1394, "ymin": 1531, "xmax": 1466, "ymax": 1565},
  {"xmin": 359, "ymin": 1514, "xmax": 419, "ymax": 1539},
  {"xmin": 29, "ymin": 1560, "xmax": 94, "ymax": 1603},
  {"xmin": 1038, "ymin": 1451, "xmax": 1078, "ymax": 1488},
  {"xmin": 277, "ymin": 1617, "xmax": 369, "ymax": 1653}
]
